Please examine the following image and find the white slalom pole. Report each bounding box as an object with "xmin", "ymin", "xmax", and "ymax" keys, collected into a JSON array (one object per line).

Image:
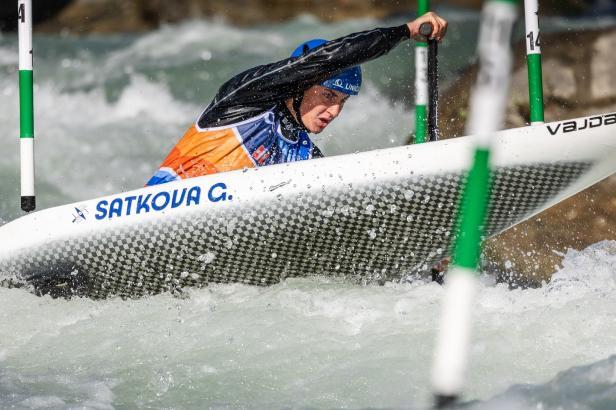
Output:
[
  {"xmin": 414, "ymin": 0, "xmax": 430, "ymax": 143},
  {"xmin": 415, "ymin": 41, "xmax": 428, "ymax": 143},
  {"xmin": 431, "ymin": 1, "xmax": 518, "ymax": 407},
  {"xmin": 18, "ymin": 0, "xmax": 35, "ymax": 212},
  {"xmin": 524, "ymin": 0, "xmax": 545, "ymax": 124}
]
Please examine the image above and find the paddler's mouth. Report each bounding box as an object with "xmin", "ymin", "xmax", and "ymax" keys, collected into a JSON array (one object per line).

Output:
[{"xmin": 317, "ymin": 117, "xmax": 332, "ymax": 129}]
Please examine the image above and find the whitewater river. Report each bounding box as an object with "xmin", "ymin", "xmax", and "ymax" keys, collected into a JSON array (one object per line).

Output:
[{"xmin": 0, "ymin": 9, "xmax": 615, "ymax": 409}]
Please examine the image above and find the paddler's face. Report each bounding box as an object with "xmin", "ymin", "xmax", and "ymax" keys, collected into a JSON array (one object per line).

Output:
[{"xmin": 300, "ymin": 86, "xmax": 350, "ymax": 134}]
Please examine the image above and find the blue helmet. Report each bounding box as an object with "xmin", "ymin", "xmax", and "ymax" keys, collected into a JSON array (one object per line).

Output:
[{"xmin": 290, "ymin": 39, "xmax": 362, "ymax": 96}]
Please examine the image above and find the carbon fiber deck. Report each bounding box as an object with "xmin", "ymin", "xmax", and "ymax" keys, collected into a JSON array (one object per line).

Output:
[{"xmin": 0, "ymin": 161, "xmax": 590, "ymax": 299}]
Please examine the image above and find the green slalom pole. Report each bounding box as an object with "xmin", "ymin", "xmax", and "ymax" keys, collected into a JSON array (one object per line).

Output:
[
  {"xmin": 18, "ymin": 0, "xmax": 35, "ymax": 212},
  {"xmin": 524, "ymin": 0, "xmax": 544, "ymax": 124},
  {"xmin": 414, "ymin": 0, "xmax": 430, "ymax": 143},
  {"xmin": 430, "ymin": 1, "xmax": 518, "ymax": 408}
]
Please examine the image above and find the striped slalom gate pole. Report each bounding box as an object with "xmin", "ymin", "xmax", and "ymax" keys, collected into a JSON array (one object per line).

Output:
[
  {"xmin": 18, "ymin": 0, "xmax": 35, "ymax": 212},
  {"xmin": 430, "ymin": 1, "xmax": 517, "ymax": 408},
  {"xmin": 414, "ymin": 0, "xmax": 429, "ymax": 143},
  {"xmin": 524, "ymin": 0, "xmax": 544, "ymax": 124}
]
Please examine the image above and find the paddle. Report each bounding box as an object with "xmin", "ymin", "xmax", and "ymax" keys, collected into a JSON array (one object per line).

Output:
[
  {"xmin": 419, "ymin": 22, "xmax": 446, "ymax": 283},
  {"xmin": 419, "ymin": 22, "xmax": 441, "ymax": 142}
]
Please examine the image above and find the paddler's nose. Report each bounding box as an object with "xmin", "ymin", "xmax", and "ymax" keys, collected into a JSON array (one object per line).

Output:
[{"xmin": 327, "ymin": 103, "xmax": 342, "ymax": 119}]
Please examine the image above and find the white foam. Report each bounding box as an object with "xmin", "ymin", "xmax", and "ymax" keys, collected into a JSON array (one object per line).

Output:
[
  {"xmin": 111, "ymin": 75, "xmax": 197, "ymax": 123},
  {"xmin": 0, "ymin": 74, "xmax": 199, "ymax": 200},
  {"xmin": 17, "ymin": 396, "xmax": 66, "ymax": 409},
  {"xmin": 104, "ymin": 20, "xmax": 287, "ymax": 71},
  {"xmin": 0, "ymin": 45, "xmax": 18, "ymax": 66},
  {"xmin": 1, "ymin": 242, "xmax": 613, "ymax": 408},
  {"xmin": 0, "ymin": 74, "xmax": 196, "ymax": 132}
]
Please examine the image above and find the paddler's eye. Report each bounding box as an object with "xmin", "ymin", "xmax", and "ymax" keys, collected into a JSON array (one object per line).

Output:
[{"xmin": 323, "ymin": 91, "xmax": 335, "ymax": 102}]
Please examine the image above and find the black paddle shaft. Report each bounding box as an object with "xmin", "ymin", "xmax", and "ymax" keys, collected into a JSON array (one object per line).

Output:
[{"xmin": 419, "ymin": 23, "xmax": 440, "ymax": 142}]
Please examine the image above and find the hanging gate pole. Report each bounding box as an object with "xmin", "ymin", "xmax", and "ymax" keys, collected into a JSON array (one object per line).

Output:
[
  {"xmin": 18, "ymin": 0, "xmax": 36, "ymax": 212},
  {"xmin": 430, "ymin": 1, "xmax": 518, "ymax": 407},
  {"xmin": 524, "ymin": 0, "xmax": 544, "ymax": 125},
  {"xmin": 414, "ymin": 0, "xmax": 430, "ymax": 143}
]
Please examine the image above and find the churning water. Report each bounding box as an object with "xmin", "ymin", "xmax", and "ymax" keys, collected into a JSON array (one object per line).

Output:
[
  {"xmin": 0, "ymin": 9, "xmax": 615, "ymax": 409},
  {"xmin": 0, "ymin": 241, "xmax": 615, "ymax": 409}
]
